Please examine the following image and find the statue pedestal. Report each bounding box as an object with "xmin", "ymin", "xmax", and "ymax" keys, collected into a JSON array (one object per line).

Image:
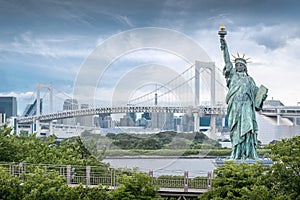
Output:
[{"xmin": 213, "ymin": 157, "xmax": 273, "ymax": 167}]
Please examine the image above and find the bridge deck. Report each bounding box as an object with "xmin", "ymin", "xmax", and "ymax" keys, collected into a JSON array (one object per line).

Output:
[{"xmin": 17, "ymin": 105, "xmax": 227, "ymax": 124}]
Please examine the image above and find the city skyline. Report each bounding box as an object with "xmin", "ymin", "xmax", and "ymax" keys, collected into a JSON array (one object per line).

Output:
[{"xmin": 1, "ymin": 0, "xmax": 300, "ymax": 115}]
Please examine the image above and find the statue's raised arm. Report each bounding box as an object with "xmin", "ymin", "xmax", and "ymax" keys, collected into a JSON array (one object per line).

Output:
[{"xmin": 218, "ymin": 26, "xmax": 233, "ymax": 78}]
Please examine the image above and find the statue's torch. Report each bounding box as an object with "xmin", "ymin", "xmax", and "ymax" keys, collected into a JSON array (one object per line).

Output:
[{"xmin": 218, "ymin": 25, "xmax": 227, "ymax": 39}]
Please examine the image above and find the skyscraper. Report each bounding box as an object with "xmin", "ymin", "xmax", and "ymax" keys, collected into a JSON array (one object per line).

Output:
[
  {"xmin": 151, "ymin": 112, "xmax": 174, "ymax": 130},
  {"xmin": 0, "ymin": 97, "xmax": 17, "ymax": 121},
  {"xmin": 63, "ymin": 99, "xmax": 79, "ymax": 110},
  {"xmin": 61, "ymin": 99, "xmax": 79, "ymax": 125}
]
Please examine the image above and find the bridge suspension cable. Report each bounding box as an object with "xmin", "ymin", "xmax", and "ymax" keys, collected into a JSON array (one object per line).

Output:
[
  {"xmin": 215, "ymin": 67, "xmax": 228, "ymax": 90},
  {"xmin": 128, "ymin": 64, "xmax": 213, "ymax": 106},
  {"xmin": 128, "ymin": 64, "xmax": 195, "ymax": 105}
]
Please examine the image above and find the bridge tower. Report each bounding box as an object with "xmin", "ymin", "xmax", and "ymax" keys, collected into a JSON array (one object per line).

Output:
[
  {"xmin": 194, "ymin": 61, "xmax": 216, "ymax": 137},
  {"xmin": 34, "ymin": 84, "xmax": 53, "ymax": 135}
]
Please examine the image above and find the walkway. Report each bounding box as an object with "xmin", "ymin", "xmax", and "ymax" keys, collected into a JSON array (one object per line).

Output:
[{"xmin": 1, "ymin": 162, "xmax": 211, "ymax": 199}]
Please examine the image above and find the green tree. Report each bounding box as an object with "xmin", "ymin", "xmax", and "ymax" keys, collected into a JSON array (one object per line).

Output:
[
  {"xmin": 0, "ymin": 166, "xmax": 111, "ymax": 200},
  {"xmin": 154, "ymin": 131, "xmax": 177, "ymax": 144},
  {"xmin": 199, "ymin": 163, "xmax": 271, "ymax": 200},
  {"xmin": 165, "ymin": 137, "xmax": 191, "ymax": 149},
  {"xmin": 192, "ymin": 132, "xmax": 221, "ymax": 148},
  {"xmin": 57, "ymin": 184, "xmax": 111, "ymax": 200},
  {"xmin": 265, "ymin": 135, "xmax": 300, "ymax": 199},
  {"xmin": 21, "ymin": 167, "xmax": 67, "ymax": 200},
  {"xmin": 112, "ymin": 173, "xmax": 162, "ymax": 200},
  {"xmin": 80, "ymin": 132, "xmax": 108, "ymax": 160},
  {"xmin": 0, "ymin": 124, "xmax": 21, "ymax": 162},
  {"xmin": 0, "ymin": 124, "xmax": 107, "ymax": 167},
  {"xmin": 0, "ymin": 125, "xmax": 168, "ymax": 199},
  {"xmin": 0, "ymin": 167, "xmax": 23, "ymax": 199},
  {"xmin": 199, "ymin": 136, "xmax": 300, "ymax": 200},
  {"xmin": 135, "ymin": 138, "xmax": 162, "ymax": 150}
]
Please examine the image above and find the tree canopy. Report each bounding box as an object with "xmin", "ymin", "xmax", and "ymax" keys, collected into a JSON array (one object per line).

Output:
[
  {"xmin": 1, "ymin": 124, "xmax": 299, "ymax": 199},
  {"xmin": 88, "ymin": 131, "xmax": 221, "ymax": 150},
  {"xmin": 199, "ymin": 135, "xmax": 300, "ymax": 200},
  {"xmin": 0, "ymin": 124, "xmax": 106, "ymax": 166},
  {"xmin": 0, "ymin": 124, "xmax": 161, "ymax": 200}
]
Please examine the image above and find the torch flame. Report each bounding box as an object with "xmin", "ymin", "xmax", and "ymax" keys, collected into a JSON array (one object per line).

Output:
[{"xmin": 220, "ymin": 25, "xmax": 226, "ymax": 31}]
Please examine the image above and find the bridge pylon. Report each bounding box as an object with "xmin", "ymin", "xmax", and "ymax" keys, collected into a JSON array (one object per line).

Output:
[
  {"xmin": 34, "ymin": 84, "xmax": 53, "ymax": 135},
  {"xmin": 194, "ymin": 61, "xmax": 217, "ymax": 137}
]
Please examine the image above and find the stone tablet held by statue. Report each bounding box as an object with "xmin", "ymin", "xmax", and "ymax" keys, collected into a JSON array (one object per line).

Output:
[{"xmin": 255, "ymin": 85, "xmax": 268, "ymax": 111}]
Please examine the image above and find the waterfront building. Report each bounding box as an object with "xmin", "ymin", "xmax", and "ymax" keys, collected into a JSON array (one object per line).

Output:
[
  {"xmin": 95, "ymin": 114, "xmax": 113, "ymax": 128},
  {"xmin": 173, "ymin": 116, "xmax": 182, "ymax": 132},
  {"xmin": 0, "ymin": 97, "xmax": 17, "ymax": 120},
  {"xmin": 77, "ymin": 104, "xmax": 94, "ymax": 127},
  {"xmin": 181, "ymin": 113, "xmax": 194, "ymax": 132},
  {"xmin": 137, "ymin": 117, "xmax": 148, "ymax": 127},
  {"xmin": 60, "ymin": 99, "xmax": 79, "ymax": 125},
  {"xmin": 151, "ymin": 112, "xmax": 174, "ymax": 130},
  {"xmin": 120, "ymin": 113, "xmax": 136, "ymax": 126},
  {"xmin": 142, "ymin": 112, "xmax": 151, "ymax": 120},
  {"xmin": 63, "ymin": 99, "xmax": 79, "ymax": 110}
]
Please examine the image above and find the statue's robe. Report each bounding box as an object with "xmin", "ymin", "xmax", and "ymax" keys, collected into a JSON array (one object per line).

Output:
[{"xmin": 224, "ymin": 66, "xmax": 262, "ymax": 160}]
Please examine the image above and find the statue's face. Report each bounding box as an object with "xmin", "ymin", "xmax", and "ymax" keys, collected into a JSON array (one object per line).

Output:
[{"xmin": 235, "ymin": 63, "xmax": 246, "ymax": 72}]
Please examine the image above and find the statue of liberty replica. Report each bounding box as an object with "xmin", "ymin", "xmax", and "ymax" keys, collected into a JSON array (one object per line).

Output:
[{"xmin": 218, "ymin": 26, "xmax": 268, "ymax": 160}]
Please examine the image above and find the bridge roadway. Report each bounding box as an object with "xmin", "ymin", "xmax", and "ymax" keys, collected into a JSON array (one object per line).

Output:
[
  {"xmin": 261, "ymin": 106, "xmax": 300, "ymax": 126},
  {"xmin": 17, "ymin": 105, "xmax": 227, "ymax": 124},
  {"xmin": 261, "ymin": 106, "xmax": 300, "ymax": 117}
]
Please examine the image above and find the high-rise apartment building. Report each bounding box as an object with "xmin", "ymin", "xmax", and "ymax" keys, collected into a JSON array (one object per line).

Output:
[{"xmin": 0, "ymin": 97, "xmax": 17, "ymax": 121}]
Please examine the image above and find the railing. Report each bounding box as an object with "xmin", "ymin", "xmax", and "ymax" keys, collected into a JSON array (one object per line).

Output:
[
  {"xmin": 0, "ymin": 162, "xmax": 212, "ymax": 191},
  {"xmin": 151, "ymin": 171, "xmax": 212, "ymax": 191}
]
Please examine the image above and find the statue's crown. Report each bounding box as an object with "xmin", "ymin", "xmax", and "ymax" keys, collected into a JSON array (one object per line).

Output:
[{"xmin": 232, "ymin": 53, "xmax": 250, "ymax": 66}]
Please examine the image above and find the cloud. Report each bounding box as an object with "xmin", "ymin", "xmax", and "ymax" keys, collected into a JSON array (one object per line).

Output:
[
  {"xmin": 189, "ymin": 22, "xmax": 300, "ymax": 106},
  {"xmin": 244, "ymin": 24, "xmax": 300, "ymax": 50},
  {"xmin": 207, "ymin": 13, "xmax": 234, "ymax": 27},
  {"xmin": 113, "ymin": 15, "xmax": 134, "ymax": 27},
  {"xmin": 0, "ymin": 31, "xmax": 94, "ymax": 59},
  {"xmin": 118, "ymin": 50, "xmax": 190, "ymax": 69},
  {"xmin": 0, "ymin": 91, "xmax": 34, "ymax": 99},
  {"xmin": 1, "ymin": 0, "xmax": 300, "ymax": 111},
  {"xmin": 0, "ymin": 91, "xmax": 35, "ymax": 115}
]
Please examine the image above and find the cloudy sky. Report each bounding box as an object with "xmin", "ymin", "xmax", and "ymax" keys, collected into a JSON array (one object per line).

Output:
[{"xmin": 1, "ymin": 0, "xmax": 300, "ymax": 114}]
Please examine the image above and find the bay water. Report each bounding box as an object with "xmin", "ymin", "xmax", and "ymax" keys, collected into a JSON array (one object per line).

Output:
[{"xmin": 103, "ymin": 158, "xmax": 216, "ymax": 177}]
